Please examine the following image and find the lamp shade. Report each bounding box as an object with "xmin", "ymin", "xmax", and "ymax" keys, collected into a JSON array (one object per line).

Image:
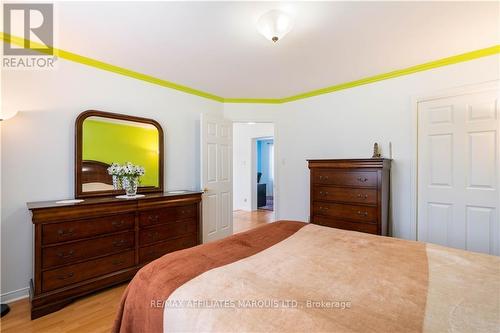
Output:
[
  {"xmin": 257, "ymin": 10, "xmax": 293, "ymax": 43},
  {"xmin": 0, "ymin": 109, "xmax": 18, "ymax": 121}
]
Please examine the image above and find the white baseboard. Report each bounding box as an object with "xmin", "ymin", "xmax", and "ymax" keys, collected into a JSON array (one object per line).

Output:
[{"xmin": 0, "ymin": 287, "xmax": 29, "ymax": 304}]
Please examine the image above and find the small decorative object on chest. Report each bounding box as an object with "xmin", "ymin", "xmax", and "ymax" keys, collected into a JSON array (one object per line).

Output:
[{"xmin": 372, "ymin": 143, "xmax": 381, "ymax": 158}]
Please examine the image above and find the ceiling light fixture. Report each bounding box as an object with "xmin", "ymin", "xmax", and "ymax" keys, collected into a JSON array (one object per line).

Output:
[{"xmin": 257, "ymin": 10, "xmax": 293, "ymax": 43}]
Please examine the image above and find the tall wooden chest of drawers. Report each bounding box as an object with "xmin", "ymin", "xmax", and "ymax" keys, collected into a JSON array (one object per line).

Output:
[
  {"xmin": 308, "ymin": 159, "xmax": 391, "ymax": 236},
  {"xmin": 27, "ymin": 191, "xmax": 201, "ymax": 319}
]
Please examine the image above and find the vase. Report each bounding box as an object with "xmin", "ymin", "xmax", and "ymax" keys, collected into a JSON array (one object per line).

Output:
[
  {"xmin": 124, "ymin": 177, "xmax": 139, "ymax": 196},
  {"xmin": 112, "ymin": 175, "xmax": 121, "ymax": 190}
]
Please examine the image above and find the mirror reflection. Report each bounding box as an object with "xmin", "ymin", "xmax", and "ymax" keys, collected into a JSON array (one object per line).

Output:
[{"xmin": 81, "ymin": 116, "xmax": 160, "ymax": 192}]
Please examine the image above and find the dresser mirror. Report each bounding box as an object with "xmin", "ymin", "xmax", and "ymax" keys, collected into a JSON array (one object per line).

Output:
[{"xmin": 75, "ymin": 110, "xmax": 164, "ymax": 198}]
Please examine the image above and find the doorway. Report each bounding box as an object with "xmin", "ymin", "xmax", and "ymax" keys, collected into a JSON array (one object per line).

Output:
[
  {"xmin": 232, "ymin": 122, "xmax": 276, "ymax": 233},
  {"xmin": 256, "ymin": 138, "xmax": 274, "ymax": 211}
]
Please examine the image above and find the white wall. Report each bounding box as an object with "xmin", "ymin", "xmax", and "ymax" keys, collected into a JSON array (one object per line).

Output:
[
  {"xmin": 1, "ymin": 52, "xmax": 498, "ymax": 302},
  {"xmin": 225, "ymin": 55, "xmax": 500, "ymax": 240},
  {"xmin": 0, "ymin": 60, "xmax": 223, "ymax": 301},
  {"xmin": 233, "ymin": 123, "xmax": 274, "ymax": 211}
]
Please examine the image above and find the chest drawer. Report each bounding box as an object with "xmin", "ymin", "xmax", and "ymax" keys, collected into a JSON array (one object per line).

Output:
[
  {"xmin": 314, "ymin": 217, "xmax": 378, "ymax": 234},
  {"xmin": 139, "ymin": 234, "xmax": 198, "ymax": 264},
  {"xmin": 42, "ymin": 250, "xmax": 134, "ymax": 292},
  {"xmin": 42, "ymin": 214, "xmax": 134, "ymax": 245},
  {"xmin": 313, "ymin": 202, "xmax": 378, "ymax": 223},
  {"xmin": 313, "ymin": 187, "xmax": 377, "ymax": 204},
  {"xmin": 140, "ymin": 218, "xmax": 197, "ymax": 246},
  {"xmin": 139, "ymin": 205, "xmax": 196, "ymax": 227},
  {"xmin": 313, "ymin": 171, "xmax": 378, "ymax": 188},
  {"xmin": 42, "ymin": 232, "xmax": 134, "ymax": 269}
]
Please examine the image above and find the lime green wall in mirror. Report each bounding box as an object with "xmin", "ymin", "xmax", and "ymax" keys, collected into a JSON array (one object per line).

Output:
[{"xmin": 82, "ymin": 118, "xmax": 159, "ymax": 186}]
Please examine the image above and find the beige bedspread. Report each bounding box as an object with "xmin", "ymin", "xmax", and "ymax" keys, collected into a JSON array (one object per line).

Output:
[{"xmin": 164, "ymin": 224, "xmax": 500, "ymax": 333}]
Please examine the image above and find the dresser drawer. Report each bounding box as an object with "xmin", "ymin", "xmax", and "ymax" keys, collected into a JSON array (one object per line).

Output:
[
  {"xmin": 42, "ymin": 214, "xmax": 134, "ymax": 245},
  {"xmin": 42, "ymin": 232, "xmax": 135, "ymax": 269},
  {"xmin": 139, "ymin": 205, "xmax": 196, "ymax": 227},
  {"xmin": 42, "ymin": 250, "xmax": 134, "ymax": 292},
  {"xmin": 139, "ymin": 234, "xmax": 198, "ymax": 263},
  {"xmin": 314, "ymin": 217, "xmax": 378, "ymax": 234},
  {"xmin": 313, "ymin": 202, "xmax": 377, "ymax": 223},
  {"xmin": 140, "ymin": 218, "xmax": 197, "ymax": 246},
  {"xmin": 313, "ymin": 187, "xmax": 377, "ymax": 204},
  {"xmin": 313, "ymin": 171, "xmax": 378, "ymax": 187}
]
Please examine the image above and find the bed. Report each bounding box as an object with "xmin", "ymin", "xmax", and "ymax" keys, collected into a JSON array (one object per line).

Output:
[
  {"xmin": 112, "ymin": 221, "xmax": 499, "ymax": 333},
  {"xmin": 81, "ymin": 160, "xmax": 115, "ymax": 192}
]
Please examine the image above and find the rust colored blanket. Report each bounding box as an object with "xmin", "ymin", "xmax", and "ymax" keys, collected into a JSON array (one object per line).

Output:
[{"xmin": 112, "ymin": 221, "xmax": 306, "ymax": 333}]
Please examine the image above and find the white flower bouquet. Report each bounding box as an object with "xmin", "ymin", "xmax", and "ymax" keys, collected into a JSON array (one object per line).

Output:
[{"xmin": 108, "ymin": 162, "xmax": 145, "ymax": 196}]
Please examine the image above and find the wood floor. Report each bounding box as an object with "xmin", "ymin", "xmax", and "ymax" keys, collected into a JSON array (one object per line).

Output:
[
  {"xmin": 0, "ymin": 284, "xmax": 127, "ymax": 333},
  {"xmin": 233, "ymin": 209, "xmax": 274, "ymax": 233},
  {"xmin": 0, "ymin": 210, "xmax": 274, "ymax": 333}
]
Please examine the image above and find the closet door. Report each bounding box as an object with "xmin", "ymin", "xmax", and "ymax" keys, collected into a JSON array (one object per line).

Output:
[{"xmin": 418, "ymin": 86, "xmax": 499, "ymax": 255}]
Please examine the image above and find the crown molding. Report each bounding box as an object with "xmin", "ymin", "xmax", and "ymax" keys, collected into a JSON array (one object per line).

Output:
[
  {"xmin": 2, "ymin": 33, "xmax": 499, "ymax": 105},
  {"xmin": 0, "ymin": 33, "xmax": 225, "ymax": 103}
]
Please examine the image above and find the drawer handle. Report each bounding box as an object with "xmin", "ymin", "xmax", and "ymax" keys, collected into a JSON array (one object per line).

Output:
[
  {"xmin": 112, "ymin": 220, "xmax": 125, "ymax": 227},
  {"xmin": 148, "ymin": 215, "xmax": 160, "ymax": 223},
  {"xmin": 112, "ymin": 259, "xmax": 125, "ymax": 265},
  {"xmin": 57, "ymin": 228, "xmax": 75, "ymax": 238},
  {"xmin": 319, "ymin": 176, "xmax": 329, "ymax": 181},
  {"xmin": 357, "ymin": 211, "xmax": 369, "ymax": 216},
  {"xmin": 56, "ymin": 272, "xmax": 74, "ymax": 280},
  {"xmin": 357, "ymin": 194, "xmax": 368, "ymax": 199},
  {"xmin": 112, "ymin": 239, "xmax": 127, "ymax": 247},
  {"xmin": 357, "ymin": 177, "xmax": 368, "ymax": 182},
  {"xmin": 57, "ymin": 250, "xmax": 75, "ymax": 258},
  {"xmin": 319, "ymin": 191, "xmax": 329, "ymax": 196},
  {"xmin": 319, "ymin": 206, "xmax": 329, "ymax": 211}
]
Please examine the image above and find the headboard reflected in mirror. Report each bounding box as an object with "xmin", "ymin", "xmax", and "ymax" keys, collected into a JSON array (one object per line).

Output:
[{"xmin": 75, "ymin": 110, "xmax": 164, "ymax": 198}]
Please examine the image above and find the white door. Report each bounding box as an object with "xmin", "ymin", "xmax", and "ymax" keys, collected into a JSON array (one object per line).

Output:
[
  {"xmin": 200, "ymin": 114, "xmax": 233, "ymax": 243},
  {"xmin": 418, "ymin": 85, "xmax": 500, "ymax": 255}
]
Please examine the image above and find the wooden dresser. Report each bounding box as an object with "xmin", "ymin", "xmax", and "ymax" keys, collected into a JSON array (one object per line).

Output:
[
  {"xmin": 308, "ymin": 159, "xmax": 391, "ymax": 236},
  {"xmin": 27, "ymin": 191, "xmax": 201, "ymax": 319}
]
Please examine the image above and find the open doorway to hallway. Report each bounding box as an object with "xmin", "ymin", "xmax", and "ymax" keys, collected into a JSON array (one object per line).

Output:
[
  {"xmin": 256, "ymin": 138, "xmax": 274, "ymax": 211},
  {"xmin": 232, "ymin": 122, "xmax": 276, "ymax": 233}
]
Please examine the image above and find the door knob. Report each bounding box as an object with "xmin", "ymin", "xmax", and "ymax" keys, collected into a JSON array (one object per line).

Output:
[{"xmin": 203, "ymin": 187, "xmax": 209, "ymax": 193}]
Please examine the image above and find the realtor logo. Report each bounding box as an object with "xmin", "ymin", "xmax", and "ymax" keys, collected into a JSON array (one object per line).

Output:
[
  {"xmin": 3, "ymin": 3, "xmax": 56, "ymax": 69},
  {"xmin": 3, "ymin": 3, "xmax": 54, "ymax": 55}
]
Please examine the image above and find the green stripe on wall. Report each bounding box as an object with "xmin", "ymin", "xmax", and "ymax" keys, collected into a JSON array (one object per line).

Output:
[
  {"xmin": 0, "ymin": 33, "xmax": 225, "ymax": 103},
  {"xmin": 279, "ymin": 45, "xmax": 500, "ymax": 103},
  {"xmin": 2, "ymin": 33, "xmax": 498, "ymax": 104}
]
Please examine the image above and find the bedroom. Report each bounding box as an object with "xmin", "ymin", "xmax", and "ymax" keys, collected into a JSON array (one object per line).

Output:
[{"xmin": 0, "ymin": 1, "xmax": 499, "ymax": 332}]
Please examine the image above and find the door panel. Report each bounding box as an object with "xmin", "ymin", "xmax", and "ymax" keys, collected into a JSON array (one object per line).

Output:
[
  {"xmin": 426, "ymin": 202, "xmax": 452, "ymax": 246},
  {"xmin": 418, "ymin": 85, "xmax": 499, "ymax": 255},
  {"xmin": 467, "ymin": 131, "xmax": 496, "ymax": 188},
  {"xmin": 466, "ymin": 206, "xmax": 494, "ymax": 254},
  {"xmin": 201, "ymin": 115, "xmax": 233, "ymax": 242},
  {"xmin": 429, "ymin": 134, "xmax": 453, "ymax": 186}
]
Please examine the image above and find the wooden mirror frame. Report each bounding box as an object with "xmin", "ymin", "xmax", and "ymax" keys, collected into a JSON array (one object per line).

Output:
[{"xmin": 75, "ymin": 110, "xmax": 164, "ymax": 198}]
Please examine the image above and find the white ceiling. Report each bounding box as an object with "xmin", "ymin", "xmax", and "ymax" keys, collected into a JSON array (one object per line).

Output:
[{"xmin": 55, "ymin": 1, "xmax": 498, "ymax": 99}]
